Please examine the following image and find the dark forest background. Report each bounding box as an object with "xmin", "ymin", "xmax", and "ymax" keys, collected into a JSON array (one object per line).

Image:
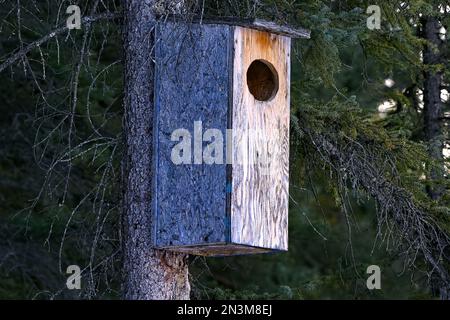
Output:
[{"xmin": 0, "ymin": 0, "xmax": 449, "ymax": 299}]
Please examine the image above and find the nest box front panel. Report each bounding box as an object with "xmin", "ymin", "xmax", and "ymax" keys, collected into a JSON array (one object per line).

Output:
[{"xmin": 230, "ymin": 27, "xmax": 290, "ymax": 251}]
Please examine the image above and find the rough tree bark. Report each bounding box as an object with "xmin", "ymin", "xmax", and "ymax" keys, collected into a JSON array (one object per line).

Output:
[
  {"xmin": 422, "ymin": 16, "xmax": 445, "ymax": 200},
  {"xmin": 121, "ymin": 0, "xmax": 190, "ymax": 300},
  {"xmin": 421, "ymin": 16, "xmax": 448, "ymax": 300}
]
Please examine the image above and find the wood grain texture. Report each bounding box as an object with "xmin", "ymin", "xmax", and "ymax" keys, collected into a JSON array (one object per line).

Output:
[
  {"xmin": 230, "ymin": 27, "xmax": 290, "ymax": 251},
  {"xmin": 166, "ymin": 243, "xmax": 272, "ymax": 256}
]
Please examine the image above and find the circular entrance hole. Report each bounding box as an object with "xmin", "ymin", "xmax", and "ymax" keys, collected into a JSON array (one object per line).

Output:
[{"xmin": 246, "ymin": 60, "xmax": 279, "ymax": 101}]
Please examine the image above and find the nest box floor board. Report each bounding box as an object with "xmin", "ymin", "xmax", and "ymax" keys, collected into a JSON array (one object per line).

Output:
[{"xmin": 162, "ymin": 243, "xmax": 280, "ymax": 257}]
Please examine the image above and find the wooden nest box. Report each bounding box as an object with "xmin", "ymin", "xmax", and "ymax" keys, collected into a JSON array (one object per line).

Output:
[{"xmin": 152, "ymin": 17, "xmax": 310, "ymax": 256}]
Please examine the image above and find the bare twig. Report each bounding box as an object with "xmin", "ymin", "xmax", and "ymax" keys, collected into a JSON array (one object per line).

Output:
[{"xmin": 0, "ymin": 11, "xmax": 121, "ymax": 73}]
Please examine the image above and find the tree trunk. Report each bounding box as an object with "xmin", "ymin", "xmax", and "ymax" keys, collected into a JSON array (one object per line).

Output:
[
  {"xmin": 121, "ymin": 0, "xmax": 190, "ymax": 300},
  {"xmin": 421, "ymin": 16, "xmax": 448, "ymax": 300},
  {"xmin": 422, "ymin": 16, "xmax": 445, "ymax": 200}
]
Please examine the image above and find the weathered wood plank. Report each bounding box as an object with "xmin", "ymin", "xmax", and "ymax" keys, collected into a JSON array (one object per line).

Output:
[
  {"xmin": 161, "ymin": 15, "xmax": 311, "ymax": 39},
  {"xmin": 231, "ymin": 27, "xmax": 290, "ymax": 251},
  {"xmin": 250, "ymin": 19, "xmax": 310, "ymax": 39},
  {"xmin": 165, "ymin": 243, "xmax": 273, "ymax": 257}
]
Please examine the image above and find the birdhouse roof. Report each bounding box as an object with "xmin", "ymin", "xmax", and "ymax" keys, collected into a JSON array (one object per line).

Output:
[{"xmin": 162, "ymin": 15, "xmax": 311, "ymax": 39}]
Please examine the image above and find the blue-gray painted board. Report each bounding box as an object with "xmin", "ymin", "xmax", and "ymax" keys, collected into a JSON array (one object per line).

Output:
[{"xmin": 153, "ymin": 22, "xmax": 232, "ymax": 248}]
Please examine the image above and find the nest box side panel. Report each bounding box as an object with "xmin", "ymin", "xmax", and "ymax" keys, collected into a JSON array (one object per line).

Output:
[
  {"xmin": 230, "ymin": 27, "xmax": 290, "ymax": 251},
  {"xmin": 153, "ymin": 22, "xmax": 232, "ymax": 248}
]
